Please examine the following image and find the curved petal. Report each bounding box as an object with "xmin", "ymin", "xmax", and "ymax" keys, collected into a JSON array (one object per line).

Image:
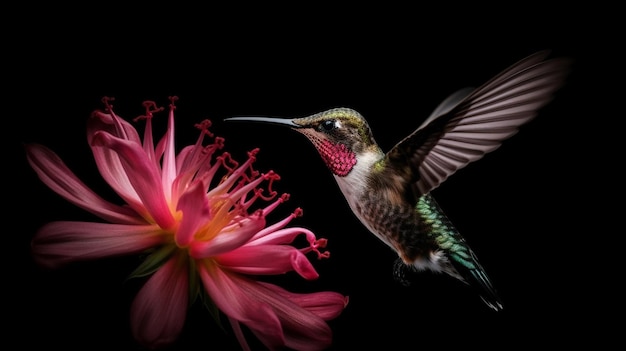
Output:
[
  {"xmin": 198, "ymin": 264, "xmax": 285, "ymax": 350},
  {"xmin": 217, "ymin": 245, "xmax": 319, "ymax": 280},
  {"xmin": 189, "ymin": 215, "xmax": 266, "ymax": 259},
  {"xmin": 91, "ymin": 131, "xmax": 175, "ymax": 229},
  {"xmin": 160, "ymin": 104, "xmax": 177, "ymax": 203},
  {"xmin": 25, "ymin": 144, "xmax": 143, "ymax": 225},
  {"xmin": 175, "ymin": 179, "xmax": 210, "ymax": 247},
  {"xmin": 32, "ymin": 221, "xmax": 166, "ymax": 268},
  {"xmin": 87, "ymin": 111, "xmax": 144, "ymax": 209},
  {"xmin": 249, "ymin": 283, "xmax": 337, "ymax": 351},
  {"xmin": 217, "ymin": 273, "xmax": 336, "ymax": 351},
  {"xmin": 227, "ymin": 317, "xmax": 252, "ymax": 351},
  {"xmin": 259, "ymin": 282, "xmax": 348, "ymax": 320},
  {"xmin": 247, "ymin": 227, "xmax": 318, "ymax": 247},
  {"xmin": 130, "ymin": 255, "xmax": 189, "ymax": 349},
  {"xmin": 88, "ymin": 110, "xmax": 141, "ymax": 144}
]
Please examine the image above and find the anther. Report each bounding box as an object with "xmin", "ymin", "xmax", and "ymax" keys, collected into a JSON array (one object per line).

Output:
[
  {"xmin": 134, "ymin": 101, "xmax": 164, "ymax": 122},
  {"xmin": 247, "ymin": 148, "xmax": 260, "ymax": 160},
  {"xmin": 292, "ymin": 207, "xmax": 303, "ymax": 218},
  {"xmin": 168, "ymin": 96, "xmax": 179, "ymax": 109},
  {"xmin": 261, "ymin": 171, "xmax": 280, "ymax": 200},
  {"xmin": 194, "ymin": 119, "xmax": 215, "ymax": 137},
  {"xmin": 101, "ymin": 96, "xmax": 115, "ymax": 113},
  {"xmin": 217, "ymin": 153, "xmax": 239, "ymax": 175}
]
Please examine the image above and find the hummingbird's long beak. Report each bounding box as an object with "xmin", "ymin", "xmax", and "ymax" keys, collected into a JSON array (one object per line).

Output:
[{"xmin": 224, "ymin": 116, "xmax": 302, "ymax": 128}]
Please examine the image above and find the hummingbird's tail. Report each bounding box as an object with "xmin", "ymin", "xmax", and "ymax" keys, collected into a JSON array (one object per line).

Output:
[
  {"xmin": 415, "ymin": 194, "xmax": 504, "ymax": 311},
  {"xmin": 393, "ymin": 253, "xmax": 503, "ymax": 311},
  {"xmin": 448, "ymin": 249, "xmax": 504, "ymax": 312}
]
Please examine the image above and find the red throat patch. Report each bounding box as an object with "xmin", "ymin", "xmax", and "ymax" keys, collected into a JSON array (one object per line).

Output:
[{"xmin": 317, "ymin": 140, "xmax": 357, "ymax": 176}]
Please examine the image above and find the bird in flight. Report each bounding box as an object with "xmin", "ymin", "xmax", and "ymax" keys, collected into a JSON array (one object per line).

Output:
[{"xmin": 225, "ymin": 50, "xmax": 572, "ymax": 311}]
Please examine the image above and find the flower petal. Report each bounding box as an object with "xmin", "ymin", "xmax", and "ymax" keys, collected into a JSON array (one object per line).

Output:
[
  {"xmin": 88, "ymin": 110, "xmax": 142, "ymax": 144},
  {"xmin": 249, "ymin": 282, "xmax": 339, "ymax": 351},
  {"xmin": 198, "ymin": 265, "xmax": 285, "ymax": 350},
  {"xmin": 159, "ymin": 102, "xmax": 177, "ymax": 203},
  {"xmin": 216, "ymin": 270, "xmax": 338, "ymax": 351},
  {"xmin": 189, "ymin": 215, "xmax": 266, "ymax": 258},
  {"xmin": 91, "ymin": 131, "xmax": 175, "ymax": 229},
  {"xmin": 217, "ymin": 245, "xmax": 320, "ymax": 280},
  {"xmin": 130, "ymin": 254, "xmax": 189, "ymax": 349},
  {"xmin": 247, "ymin": 226, "xmax": 317, "ymax": 247},
  {"xmin": 25, "ymin": 144, "xmax": 143, "ymax": 224},
  {"xmin": 87, "ymin": 111, "xmax": 145, "ymax": 209},
  {"xmin": 259, "ymin": 282, "xmax": 348, "ymax": 320},
  {"xmin": 175, "ymin": 179, "xmax": 210, "ymax": 247},
  {"xmin": 32, "ymin": 221, "xmax": 166, "ymax": 268}
]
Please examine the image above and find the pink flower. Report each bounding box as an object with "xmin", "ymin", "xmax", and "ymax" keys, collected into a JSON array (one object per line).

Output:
[{"xmin": 26, "ymin": 97, "xmax": 348, "ymax": 350}]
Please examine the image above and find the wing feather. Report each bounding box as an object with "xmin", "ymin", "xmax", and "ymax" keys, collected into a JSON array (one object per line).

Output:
[{"xmin": 385, "ymin": 50, "xmax": 572, "ymax": 198}]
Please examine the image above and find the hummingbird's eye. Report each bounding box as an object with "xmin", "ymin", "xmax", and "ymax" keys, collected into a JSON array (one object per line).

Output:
[{"xmin": 320, "ymin": 120, "xmax": 336, "ymax": 131}]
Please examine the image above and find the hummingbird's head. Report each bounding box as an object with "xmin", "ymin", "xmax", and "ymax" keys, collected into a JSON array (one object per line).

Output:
[{"xmin": 225, "ymin": 108, "xmax": 381, "ymax": 177}]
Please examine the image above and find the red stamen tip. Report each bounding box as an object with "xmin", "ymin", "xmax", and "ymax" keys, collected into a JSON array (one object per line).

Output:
[
  {"xmin": 316, "ymin": 238, "xmax": 328, "ymax": 248},
  {"xmin": 168, "ymin": 96, "xmax": 179, "ymax": 109},
  {"xmin": 280, "ymin": 193, "xmax": 290, "ymax": 202},
  {"xmin": 292, "ymin": 207, "xmax": 303, "ymax": 218},
  {"xmin": 247, "ymin": 148, "xmax": 260, "ymax": 160},
  {"xmin": 218, "ymin": 152, "xmax": 238, "ymax": 174},
  {"xmin": 101, "ymin": 96, "xmax": 115, "ymax": 112},
  {"xmin": 214, "ymin": 137, "xmax": 225, "ymax": 149},
  {"xmin": 134, "ymin": 101, "xmax": 164, "ymax": 122},
  {"xmin": 194, "ymin": 119, "xmax": 215, "ymax": 137}
]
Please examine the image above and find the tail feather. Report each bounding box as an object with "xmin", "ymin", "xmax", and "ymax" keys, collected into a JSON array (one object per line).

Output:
[
  {"xmin": 449, "ymin": 249, "xmax": 503, "ymax": 311},
  {"xmin": 392, "ymin": 254, "xmax": 503, "ymax": 311}
]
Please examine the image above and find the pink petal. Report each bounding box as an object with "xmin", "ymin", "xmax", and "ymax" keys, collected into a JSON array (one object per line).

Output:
[
  {"xmin": 216, "ymin": 272, "xmax": 337, "ymax": 351},
  {"xmin": 87, "ymin": 111, "xmax": 146, "ymax": 209},
  {"xmin": 32, "ymin": 221, "xmax": 166, "ymax": 268},
  {"xmin": 248, "ymin": 283, "xmax": 339, "ymax": 351},
  {"xmin": 259, "ymin": 282, "xmax": 348, "ymax": 320},
  {"xmin": 217, "ymin": 245, "xmax": 319, "ymax": 280},
  {"xmin": 91, "ymin": 131, "xmax": 175, "ymax": 229},
  {"xmin": 88, "ymin": 110, "xmax": 142, "ymax": 144},
  {"xmin": 188, "ymin": 215, "xmax": 266, "ymax": 259},
  {"xmin": 175, "ymin": 179, "xmax": 210, "ymax": 247},
  {"xmin": 159, "ymin": 103, "xmax": 177, "ymax": 203},
  {"xmin": 198, "ymin": 265, "xmax": 285, "ymax": 349},
  {"xmin": 227, "ymin": 317, "xmax": 252, "ymax": 351},
  {"xmin": 247, "ymin": 227, "xmax": 318, "ymax": 247},
  {"xmin": 130, "ymin": 255, "xmax": 189, "ymax": 349},
  {"xmin": 25, "ymin": 144, "xmax": 143, "ymax": 225}
]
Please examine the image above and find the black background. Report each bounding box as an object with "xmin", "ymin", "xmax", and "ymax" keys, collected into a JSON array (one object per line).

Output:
[{"xmin": 6, "ymin": 4, "xmax": 619, "ymax": 351}]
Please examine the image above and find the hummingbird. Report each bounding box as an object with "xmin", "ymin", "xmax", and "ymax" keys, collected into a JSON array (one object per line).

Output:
[{"xmin": 225, "ymin": 50, "xmax": 571, "ymax": 311}]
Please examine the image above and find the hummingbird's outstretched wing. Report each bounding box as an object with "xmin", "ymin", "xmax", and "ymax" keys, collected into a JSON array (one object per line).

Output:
[{"xmin": 385, "ymin": 50, "xmax": 572, "ymax": 198}]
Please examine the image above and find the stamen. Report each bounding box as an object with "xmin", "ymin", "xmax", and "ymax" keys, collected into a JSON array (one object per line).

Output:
[
  {"xmin": 101, "ymin": 96, "xmax": 115, "ymax": 113},
  {"xmin": 217, "ymin": 152, "xmax": 239, "ymax": 176},
  {"xmin": 246, "ymin": 148, "xmax": 261, "ymax": 179},
  {"xmin": 292, "ymin": 207, "xmax": 303, "ymax": 218},
  {"xmin": 212, "ymin": 137, "xmax": 225, "ymax": 150},
  {"xmin": 247, "ymin": 148, "xmax": 260, "ymax": 160},
  {"xmin": 195, "ymin": 119, "xmax": 215, "ymax": 139},
  {"xmin": 97, "ymin": 96, "xmax": 131, "ymax": 140},
  {"xmin": 260, "ymin": 193, "xmax": 291, "ymax": 216},
  {"xmin": 238, "ymin": 188, "xmax": 262, "ymax": 211},
  {"xmin": 299, "ymin": 236, "xmax": 330, "ymax": 260},
  {"xmin": 133, "ymin": 101, "xmax": 165, "ymax": 122},
  {"xmin": 168, "ymin": 96, "xmax": 179, "ymax": 109},
  {"xmin": 257, "ymin": 171, "xmax": 280, "ymax": 201}
]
